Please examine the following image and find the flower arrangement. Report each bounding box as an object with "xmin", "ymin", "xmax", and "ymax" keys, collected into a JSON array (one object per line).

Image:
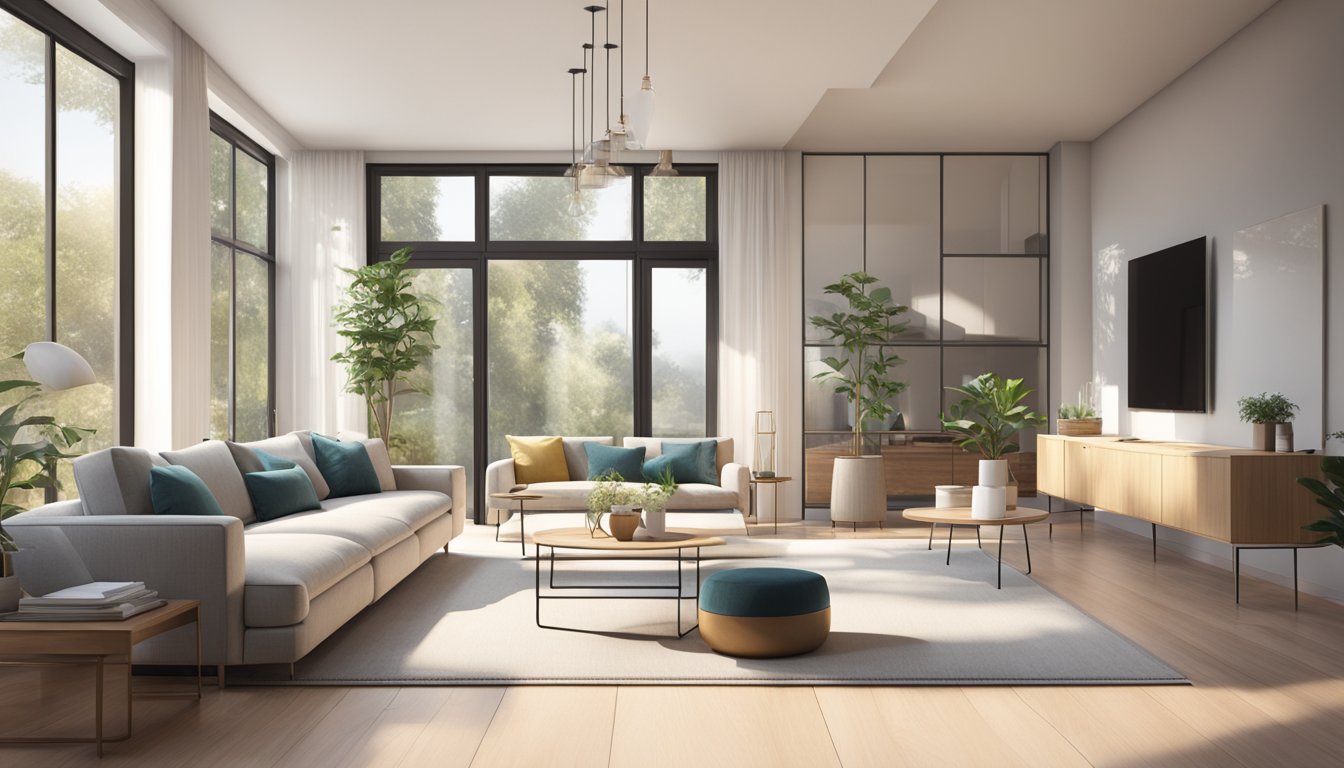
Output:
[{"xmin": 584, "ymin": 468, "xmax": 679, "ymax": 534}]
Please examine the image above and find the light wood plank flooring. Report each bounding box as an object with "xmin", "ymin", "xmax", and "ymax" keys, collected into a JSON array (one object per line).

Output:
[{"xmin": 3, "ymin": 517, "xmax": 1343, "ymax": 768}]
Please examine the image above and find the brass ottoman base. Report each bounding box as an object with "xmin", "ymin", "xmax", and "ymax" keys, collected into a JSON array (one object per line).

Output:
[{"xmin": 698, "ymin": 607, "xmax": 831, "ymax": 658}]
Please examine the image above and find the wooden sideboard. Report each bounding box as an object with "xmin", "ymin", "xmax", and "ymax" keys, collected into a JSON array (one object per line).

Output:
[{"xmin": 1037, "ymin": 434, "xmax": 1325, "ymax": 545}]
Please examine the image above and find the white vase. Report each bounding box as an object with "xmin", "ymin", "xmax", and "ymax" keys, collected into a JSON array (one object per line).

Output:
[
  {"xmin": 642, "ymin": 506, "xmax": 666, "ymax": 537},
  {"xmin": 978, "ymin": 459, "xmax": 1009, "ymax": 488},
  {"xmin": 972, "ymin": 485, "xmax": 1007, "ymax": 520},
  {"xmin": 830, "ymin": 455, "xmax": 886, "ymax": 525},
  {"xmin": 935, "ymin": 485, "xmax": 972, "ymax": 509},
  {"xmin": 1275, "ymin": 422, "xmax": 1294, "ymax": 453}
]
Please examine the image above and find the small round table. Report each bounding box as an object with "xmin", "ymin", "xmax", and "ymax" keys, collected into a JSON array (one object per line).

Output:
[
  {"xmin": 902, "ymin": 506, "xmax": 1049, "ymax": 589},
  {"xmin": 748, "ymin": 475, "xmax": 793, "ymax": 536},
  {"xmin": 490, "ymin": 491, "xmax": 543, "ymax": 556}
]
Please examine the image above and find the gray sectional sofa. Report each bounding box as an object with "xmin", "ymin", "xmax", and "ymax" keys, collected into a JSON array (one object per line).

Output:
[{"xmin": 7, "ymin": 431, "xmax": 465, "ymax": 672}]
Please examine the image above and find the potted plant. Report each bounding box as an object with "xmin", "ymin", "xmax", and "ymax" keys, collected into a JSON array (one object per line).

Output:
[
  {"xmin": 637, "ymin": 468, "xmax": 678, "ymax": 538},
  {"xmin": 808, "ymin": 272, "xmax": 909, "ymax": 524},
  {"xmin": 941, "ymin": 373, "xmax": 1046, "ymax": 518},
  {"xmin": 332, "ymin": 247, "xmax": 438, "ymax": 447},
  {"xmin": 1057, "ymin": 402, "xmax": 1101, "ymax": 436},
  {"xmin": 585, "ymin": 470, "xmax": 640, "ymax": 538},
  {"xmin": 1297, "ymin": 432, "xmax": 1344, "ymax": 548},
  {"xmin": 1236, "ymin": 392, "xmax": 1298, "ymax": 452}
]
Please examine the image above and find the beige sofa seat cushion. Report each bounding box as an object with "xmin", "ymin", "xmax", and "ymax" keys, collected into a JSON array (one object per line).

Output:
[
  {"xmin": 245, "ymin": 508, "xmax": 413, "ymax": 556},
  {"xmin": 238, "ymin": 433, "xmax": 331, "ymax": 500},
  {"xmin": 665, "ymin": 483, "xmax": 741, "ymax": 510},
  {"xmin": 319, "ymin": 490, "xmax": 448, "ymax": 532},
  {"xmin": 242, "ymin": 533, "xmax": 370, "ymax": 628},
  {"xmin": 72, "ymin": 447, "xmax": 168, "ymax": 516},
  {"xmin": 623, "ymin": 437, "xmax": 734, "ymax": 475},
  {"xmin": 517, "ymin": 480, "xmax": 624, "ymax": 511},
  {"xmin": 560, "ymin": 436, "xmax": 613, "ymax": 481},
  {"xmin": 161, "ymin": 441, "xmax": 256, "ymax": 524}
]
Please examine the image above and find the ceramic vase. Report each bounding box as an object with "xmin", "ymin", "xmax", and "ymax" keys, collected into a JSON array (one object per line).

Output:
[
  {"xmin": 642, "ymin": 506, "xmax": 666, "ymax": 537},
  {"xmin": 830, "ymin": 455, "xmax": 886, "ymax": 526},
  {"xmin": 1252, "ymin": 422, "xmax": 1276, "ymax": 451},
  {"xmin": 972, "ymin": 485, "xmax": 1007, "ymax": 520},
  {"xmin": 607, "ymin": 512, "xmax": 641, "ymax": 542},
  {"xmin": 935, "ymin": 485, "xmax": 972, "ymax": 509},
  {"xmin": 1275, "ymin": 422, "xmax": 1294, "ymax": 453},
  {"xmin": 978, "ymin": 459, "xmax": 1009, "ymax": 488}
]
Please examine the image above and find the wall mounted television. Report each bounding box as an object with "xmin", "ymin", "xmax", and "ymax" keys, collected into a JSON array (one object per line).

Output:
[{"xmin": 1127, "ymin": 236, "xmax": 1208, "ymax": 411}]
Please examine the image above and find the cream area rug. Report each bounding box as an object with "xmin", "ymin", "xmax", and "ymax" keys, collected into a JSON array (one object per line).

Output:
[{"xmin": 255, "ymin": 521, "xmax": 1184, "ymax": 686}]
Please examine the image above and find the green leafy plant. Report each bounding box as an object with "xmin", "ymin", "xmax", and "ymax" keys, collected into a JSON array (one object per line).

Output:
[
  {"xmin": 640, "ymin": 467, "xmax": 678, "ymax": 516},
  {"xmin": 1298, "ymin": 455, "xmax": 1344, "ymax": 548},
  {"xmin": 1058, "ymin": 403, "xmax": 1097, "ymax": 420},
  {"xmin": 0, "ymin": 374, "xmax": 94, "ymax": 553},
  {"xmin": 584, "ymin": 468, "xmax": 679, "ymax": 533},
  {"xmin": 808, "ymin": 272, "xmax": 910, "ymax": 456},
  {"xmin": 941, "ymin": 373, "xmax": 1046, "ymax": 460},
  {"xmin": 331, "ymin": 248, "xmax": 438, "ymax": 447},
  {"xmin": 1237, "ymin": 392, "xmax": 1298, "ymax": 424}
]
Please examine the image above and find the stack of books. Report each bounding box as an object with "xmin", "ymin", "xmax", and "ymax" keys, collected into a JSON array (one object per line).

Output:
[{"xmin": 3, "ymin": 581, "xmax": 165, "ymax": 621}]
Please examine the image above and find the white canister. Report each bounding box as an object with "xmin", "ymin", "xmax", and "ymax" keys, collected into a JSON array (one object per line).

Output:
[
  {"xmin": 642, "ymin": 507, "xmax": 666, "ymax": 537},
  {"xmin": 971, "ymin": 485, "xmax": 1007, "ymax": 520},
  {"xmin": 978, "ymin": 459, "xmax": 1009, "ymax": 488},
  {"xmin": 935, "ymin": 485, "xmax": 972, "ymax": 508},
  {"xmin": 1275, "ymin": 422, "xmax": 1294, "ymax": 453}
]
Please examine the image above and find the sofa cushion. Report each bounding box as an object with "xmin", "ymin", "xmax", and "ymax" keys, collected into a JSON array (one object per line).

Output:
[
  {"xmin": 624, "ymin": 436, "xmax": 733, "ymax": 476},
  {"xmin": 511, "ymin": 480, "xmax": 609, "ymax": 511},
  {"xmin": 161, "ymin": 441, "xmax": 256, "ymax": 524},
  {"xmin": 311, "ymin": 434, "xmax": 383, "ymax": 498},
  {"xmin": 642, "ymin": 440, "xmax": 718, "ymax": 485},
  {"xmin": 318, "ymin": 490, "xmax": 448, "ymax": 532},
  {"xmin": 242, "ymin": 533, "xmax": 370, "ymax": 627},
  {"xmin": 238, "ymin": 433, "xmax": 331, "ymax": 500},
  {"xmin": 561, "ymin": 436, "xmax": 612, "ymax": 481},
  {"xmin": 514, "ymin": 480, "xmax": 740, "ymax": 512},
  {"xmin": 244, "ymin": 466, "xmax": 322, "ymax": 522},
  {"xmin": 584, "ymin": 442, "xmax": 645, "ymax": 481},
  {"xmin": 245, "ymin": 507, "xmax": 414, "ymax": 556},
  {"xmin": 149, "ymin": 465, "xmax": 227, "ymax": 516},
  {"xmin": 337, "ymin": 432, "xmax": 398, "ymax": 492},
  {"xmin": 664, "ymin": 483, "xmax": 740, "ymax": 510},
  {"xmin": 72, "ymin": 446, "xmax": 168, "ymax": 516},
  {"xmin": 507, "ymin": 436, "xmax": 569, "ymax": 484}
]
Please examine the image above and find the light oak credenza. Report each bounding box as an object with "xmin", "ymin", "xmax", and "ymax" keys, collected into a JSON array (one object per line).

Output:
[{"xmin": 1037, "ymin": 434, "xmax": 1325, "ymax": 546}]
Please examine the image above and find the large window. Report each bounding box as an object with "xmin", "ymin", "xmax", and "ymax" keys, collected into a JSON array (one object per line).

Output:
[
  {"xmin": 209, "ymin": 114, "xmax": 275, "ymax": 442},
  {"xmin": 369, "ymin": 166, "xmax": 718, "ymax": 521},
  {"xmin": 0, "ymin": 1, "xmax": 133, "ymax": 503}
]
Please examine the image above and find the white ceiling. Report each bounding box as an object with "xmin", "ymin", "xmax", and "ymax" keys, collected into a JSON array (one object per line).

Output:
[{"xmin": 150, "ymin": 0, "xmax": 1275, "ymax": 153}]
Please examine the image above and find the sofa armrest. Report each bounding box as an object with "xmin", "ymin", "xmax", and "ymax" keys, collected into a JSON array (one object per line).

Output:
[
  {"xmin": 721, "ymin": 462, "xmax": 750, "ymax": 519},
  {"xmin": 393, "ymin": 465, "xmax": 466, "ymax": 538},
  {"xmin": 484, "ymin": 457, "xmax": 518, "ymax": 524},
  {"xmin": 5, "ymin": 514, "xmax": 245, "ymax": 666}
]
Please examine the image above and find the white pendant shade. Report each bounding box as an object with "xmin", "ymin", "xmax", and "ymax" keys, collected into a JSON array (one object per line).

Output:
[
  {"xmin": 647, "ymin": 149, "xmax": 678, "ymax": 177},
  {"xmin": 626, "ymin": 76, "xmax": 655, "ymax": 150},
  {"xmin": 23, "ymin": 341, "xmax": 96, "ymax": 391}
]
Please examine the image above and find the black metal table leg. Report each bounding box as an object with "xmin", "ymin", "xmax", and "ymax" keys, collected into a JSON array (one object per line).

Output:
[
  {"xmin": 1023, "ymin": 524, "xmax": 1032, "ymax": 574},
  {"xmin": 976, "ymin": 527, "xmax": 982, "ymax": 549},
  {"xmin": 997, "ymin": 525, "xmax": 1005, "ymax": 589},
  {"xmin": 946, "ymin": 523, "xmax": 955, "ymax": 565},
  {"xmin": 928, "ymin": 523, "xmax": 936, "ymax": 550},
  {"xmin": 1235, "ymin": 546, "xmax": 1241, "ymax": 604},
  {"xmin": 1151, "ymin": 523, "xmax": 1157, "ymax": 562},
  {"xmin": 534, "ymin": 544, "xmax": 542, "ymax": 626},
  {"xmin": 1293, "ymin": 547, "xmax": 1299, "ymax": 611},
  {"xmin": 519, "ymin": 504, "xmax": 527, "ymax": 558}
]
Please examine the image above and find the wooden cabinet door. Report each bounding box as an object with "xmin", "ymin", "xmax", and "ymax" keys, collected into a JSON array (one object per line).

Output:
[
  {"xmin": 1064, "ymin": 441, "xmax": 1093, "ymax": 504},
  {"xmin": 1161, "ymin": 455, "xmax": 1231, "ymax": 540},
  {"xmin": 1038, "ymin": 437, "xmax": 1065, "ymax": 498}
]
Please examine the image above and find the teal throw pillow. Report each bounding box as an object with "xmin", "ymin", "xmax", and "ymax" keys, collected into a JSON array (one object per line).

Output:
[
  {"xmin": 149, "ymin": 465, "xmax": 226, "ymax": 516},
  {"xmin": 243, "ymin": 466, "xmax": 321, "ymax": 522},
  {"xmin": 254, "ymin": 448, "xmax": 297, "ymax": 471},
  {"xmin": 643, "ymin": 440, "xmax": 719, "ymax": 485},
  {"xmin": 310, "ymin": 433, "xmax": 382, "ymax": 498},
  {"xmin": 584, "ymin": 442, "xmax": 646, "ymax": 481}
]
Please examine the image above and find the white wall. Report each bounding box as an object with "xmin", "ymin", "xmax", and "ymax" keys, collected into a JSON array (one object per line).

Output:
[
  {"xmin": 1048, "ymin": 141, "xmax": 1093, "ymax": 421},
  {"xmin": 1090, "ymin": 0, "xmax": 1343, "ymax": 601}
]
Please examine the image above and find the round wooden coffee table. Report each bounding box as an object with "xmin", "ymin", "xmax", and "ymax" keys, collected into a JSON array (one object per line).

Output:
[
  {"xmin": 902, "ymin": 506, "xmax": 1049, "ymax": 589},
  {"xmin": 531, "ymin": 528, "xmax": 725, "ymax": 637},
  {"xmin": 490, "ymin": 491, "xmax": 543, "ymax": 556}
]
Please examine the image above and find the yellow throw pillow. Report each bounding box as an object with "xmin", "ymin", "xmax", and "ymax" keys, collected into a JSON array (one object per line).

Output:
[{"xmin": 506, "ymin": 435, "xmax": 570, "ymax": 484}]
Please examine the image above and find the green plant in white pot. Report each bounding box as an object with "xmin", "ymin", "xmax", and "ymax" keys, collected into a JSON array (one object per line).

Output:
[
  {"xmin": 1237, "ymin": 392, "xmax": 1297, "ymax": 452},
  {"xmin": 808, "ymin": 272, "xmax": 908, "ymax": 528},
  {"xmin": 941, "ymin": 373, "xmax": 1045, "ymax": 519}
]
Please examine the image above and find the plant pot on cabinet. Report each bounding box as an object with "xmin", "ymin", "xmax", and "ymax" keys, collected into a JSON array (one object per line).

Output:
[
  {"xmin": 1058, "ymin": 417, "xmax": 1102, "ymax": 437},
  {"xmin": 1251, "ymin": 422, "xmax": 1276, "ymax": 451},
  {"xmin": 830, "ymin": 455, "xmax": 886, "ymax": 526}
]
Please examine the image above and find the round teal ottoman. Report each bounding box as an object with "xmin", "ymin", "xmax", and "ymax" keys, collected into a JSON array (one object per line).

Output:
[{"xmin": 699, "ymin": 568, "xmax": 830, "ymax": 658}]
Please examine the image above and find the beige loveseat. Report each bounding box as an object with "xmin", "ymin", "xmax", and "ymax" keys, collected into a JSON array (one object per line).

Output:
[
  {"xmin": 7, "ymin": 432, "xmax": 465, "ymax": 671},
  {"xmin": 484, "ymin": 436, "xmax": 749, "ymax": 525}
]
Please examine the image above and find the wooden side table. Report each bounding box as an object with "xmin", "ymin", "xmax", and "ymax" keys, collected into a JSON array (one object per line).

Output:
[
  {"xmin": 902, "ymin": 507, "xmax": 1049, "ymax": 589},
  {"xmin": 491, "ymin": 491, "xmax": 543, "ymax": 556},
  {"xmin": 748, "ymin": 476, "xmax": 793, "ymax": 536},
  {"xmin": 0, "ymin": 599, "xmax": 202, "ymax": 756}
]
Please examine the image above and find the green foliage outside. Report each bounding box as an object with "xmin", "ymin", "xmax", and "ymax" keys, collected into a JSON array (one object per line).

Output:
[{"xmin": 941, "ymin": 373, "xmax": 1047, "ymax": 460}]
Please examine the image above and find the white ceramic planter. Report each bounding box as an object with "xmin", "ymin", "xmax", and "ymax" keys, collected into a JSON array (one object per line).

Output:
[
  {"xmin": 1275, "ymin": 422, "xmax": 1294, "ymax": 453},
  {"xmin": 830, "ymin": 455, "xmax": 886, "ymax": 525},
  {"xmin": 642, "ymin": 507, "xmax": 666, "ymax": 537},
  {"xmin": 972, "ymin": 485, "xmax": 1007, "ymax": 520},
  {"xmin": 0, "ymin": 575, "xmax": 20, "ymax": 613},
  {"xmin": 978, "ymin": 459, "xmax": 1009, "ymax": 488},
  {"xmin": 935, "ymin": 485, "xmax": 972, "ymax": 508}
]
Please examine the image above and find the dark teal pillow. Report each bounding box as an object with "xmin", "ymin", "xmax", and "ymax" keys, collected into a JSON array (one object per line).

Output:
[
  {"xmin": 254, "ymin": 448, "xmax": 296, "ymax": 471},
  {"xmin": 243, "ymin": 466, "xmax": 321, "ymax": 522},
  {"xmin": 584, "ymin": 442, "xmax": 646, "ymax": 481},
  {"xmin": 149, "ymin": 465, "xmax": 225, "ymax": 516},
  {"xmin": 310, "ymin": 433, "xmax": 382, "ymax": 498},
  {"xmin": 644, "ymin": 440, "xmax": 718, "ymax": 485}
]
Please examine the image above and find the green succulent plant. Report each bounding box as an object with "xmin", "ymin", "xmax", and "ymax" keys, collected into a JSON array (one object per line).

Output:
[{"xmin": 1058, "ymin": 403, "xmax": 1097, "ymax": 420}]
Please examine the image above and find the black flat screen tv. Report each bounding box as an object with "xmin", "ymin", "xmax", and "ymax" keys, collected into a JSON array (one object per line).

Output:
[{"xmin": 1127, "ymin": 236, "xmax": 1208, "ymax": 411}]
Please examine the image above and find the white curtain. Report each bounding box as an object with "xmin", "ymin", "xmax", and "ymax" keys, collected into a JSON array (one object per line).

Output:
[
  {"xmin": 282, "ymin": 151, "xmax": 367, "ymax": 435},
  {"xmin": 718, "ymin": 151, "xmax": 804, "ymax": 521}
]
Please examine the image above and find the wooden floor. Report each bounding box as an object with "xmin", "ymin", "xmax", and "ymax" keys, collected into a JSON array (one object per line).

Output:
[{"xmin": 4, "ymin": 516, "xmax": 1344, "ymax": 767}]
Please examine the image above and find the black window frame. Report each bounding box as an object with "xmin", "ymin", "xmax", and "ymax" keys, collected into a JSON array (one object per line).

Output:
[
  {"xmin": 209, "ymin": 111, "xmax": 277, "ymax": 441},
  {"xmin": 1, "ymin": 0, "xmax": 135, "ymax": 502},
  {"xmin": 367, "ymin": 163, "xmax": 719, "ymax": 522}
]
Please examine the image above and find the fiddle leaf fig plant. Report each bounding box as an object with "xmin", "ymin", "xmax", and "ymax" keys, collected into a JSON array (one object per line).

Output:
[
  {"xmin": 1298, "ymin": 455, "xmax": 1344, "ymax": 548},
  {"xmin": 941, "ymin": 373, "xmax": 1046, "ymax": 460},
  {"xmin": 332, "ymin": 247, "xmax": 438, "ymax": 448},
  {"xmin": 808, "ymin": 272, "xmax": 910, "ymax": 456}
]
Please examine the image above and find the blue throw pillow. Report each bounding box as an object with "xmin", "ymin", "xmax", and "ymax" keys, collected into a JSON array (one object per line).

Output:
[
  {"xmin": 253, "ymin": 448, "xmax": 297, "ymax": 471},
  {"xmin": 643, "ymin": 440, "xmax": 719, "ymax": 485},
  {"xmin": 584, "ymin": 442, "xmax": 646, "ymax": 481},
  {"xmin": 243, "ymin": 466, "xmax": 321, "ymax": 522},
  {"xmin": 149, "ymin": 465, "xmax": 226, "ymax": 516},
  {"xmin": 310, "ymin": 433, "xmax": 382, "ymax": 498}
]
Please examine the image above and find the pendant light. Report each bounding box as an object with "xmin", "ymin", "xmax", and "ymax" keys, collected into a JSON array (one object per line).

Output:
[
  {"xmin": 563, "ymin": 61, "xmax": 586, "ymax": 179},
  {"xmin": 580, "ymin": 4, "xmax": 625, "ymax": 190},
  {"xmin": 626, "ymin": 0, "xmax": 655, "ymax": 150},
  {"xmin": 607, "ymin": 0, "xmax": 631, "ymax": 158},
  {"xmin": 647, "ymin": 149, "xmax": 678, "ymax": 177}
]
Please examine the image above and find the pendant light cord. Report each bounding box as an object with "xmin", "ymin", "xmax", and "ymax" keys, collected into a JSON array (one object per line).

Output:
[
  {"xmin": 604, "ymin": 8, "xmax": 611, "ymax": 131},
  {"xmin": 644, "ymin": 0, "xmax": 650, "ymax": 77}
]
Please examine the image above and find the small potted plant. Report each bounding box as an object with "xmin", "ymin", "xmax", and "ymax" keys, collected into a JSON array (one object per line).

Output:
[
  {"xmin": 1297, "ymin": 431, "xmax": 1344, "ymax": 548},
  {"xmin": 941, "ymin": 373, "xmax": 1046, "ymax": 518},
  {"xmin": 1237, "ymin": 392, "xmax": 1298, "ymax": 452},
  {"xmin": 585, "ymin": 470, "xmax": 640, "ymax": 539},
  {"xmin": 637, "ymin": 468, "xmax": 678, "ymax": 538},
  {"xmin": 1057, "ymin": 402, "xmax": 1101, "ymax": 436}
]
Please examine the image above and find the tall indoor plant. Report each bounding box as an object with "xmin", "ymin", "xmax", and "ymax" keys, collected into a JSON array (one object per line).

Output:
[
  {"xmin": 809, "ymin": 271, "xmax": 908, "ymax": 525},
  {"xmin": 332, "ymin": 247, "xmax": 438, "ymax": 446},
  {"xmin": 941, "ymin": 373, "xmax": 1045, "ymax": 517},
  {"xmin": 1298, "ymin": 431, "xmax": 1344, "ymax": 548}
]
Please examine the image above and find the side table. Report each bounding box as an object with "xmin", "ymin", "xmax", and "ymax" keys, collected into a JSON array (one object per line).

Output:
[
  {"xmin": 0, "ymin": 599, "xmax": 202, "ymax": 757},
  {"xmin": 491, "ymin": 491, "xmax": 543, "ymax": 557},
  {"xmin": 901, "ymin": 507, "xmax": 1049, "ymax": 589},
  {"xmin": 748, "ymin": 475, "xmax": 793, "ymax": 536}
]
